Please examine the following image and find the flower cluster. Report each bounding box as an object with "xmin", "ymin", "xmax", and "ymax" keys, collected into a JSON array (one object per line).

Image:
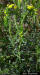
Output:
[
  {"xmin": 7, "ymin": 4, "xmax": 17, "ymax": 9},
  {"xmin": 7, "ymin": 4, "xmax": 14, "ymax": 8},
  {"xmin": 27, "ymin": 4, "xmax": 34, "ymax": 10}
]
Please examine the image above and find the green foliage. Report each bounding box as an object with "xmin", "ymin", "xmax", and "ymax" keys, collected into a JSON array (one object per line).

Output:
[{"xmin": 0, "ymin": 0, "xmax": 40, "ymax": 74}]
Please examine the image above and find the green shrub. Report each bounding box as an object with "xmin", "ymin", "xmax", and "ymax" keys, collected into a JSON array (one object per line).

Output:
[{"xmin": 0, "ymin": 0, "xmax": 40, "ymax": 74}]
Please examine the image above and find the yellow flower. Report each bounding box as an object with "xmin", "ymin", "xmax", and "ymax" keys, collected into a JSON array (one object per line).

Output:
[
  {"xmin": 7, "ymin": 4, "xmax": 14, "ymax": 8},
  {"xmin": 4, "ymin": 10, "xmax": 6, "ymax": 14},
  {"xmin": 27, "ymin": 4, "xmax": 34, "ymax": 10},
  {"xmin": 14, "ymin": 5, "xmax": 17, "ymax": 9},
  {"xmin": 7, "ymin": 4, "xmax": 17, "ymax": 9},
  {"xmin": 18, "ymin": 0, "xmax": 22, "ymax": 3}
]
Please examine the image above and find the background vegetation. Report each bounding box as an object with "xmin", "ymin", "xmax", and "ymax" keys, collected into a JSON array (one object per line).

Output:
[{"xmin": 0, "ymin": 0, "xmax": 40, "ymax": 75}]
